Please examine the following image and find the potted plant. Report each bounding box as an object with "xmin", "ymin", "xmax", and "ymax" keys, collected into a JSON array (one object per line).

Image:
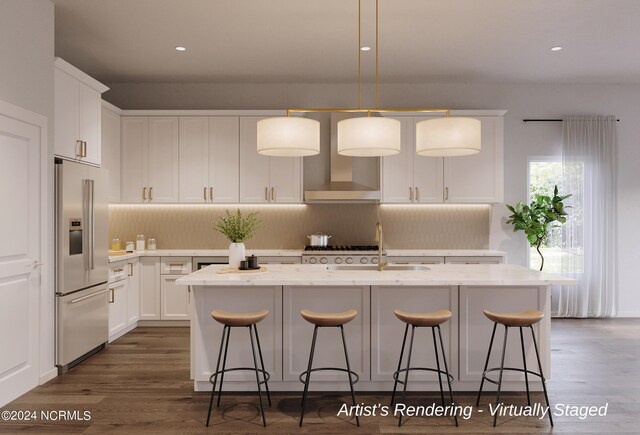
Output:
[
  {"xmin": 213, "ymin": 209, "xmax": 261, "ymax": 268},
  {"xmin": 506, "ymin": 185, "xmax": 571, "ymax": 271}
]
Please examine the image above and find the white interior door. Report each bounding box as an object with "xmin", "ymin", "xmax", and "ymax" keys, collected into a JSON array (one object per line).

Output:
[{"xmin": 0, "ymin": 106, "xmax": 41, "ymax": 407}]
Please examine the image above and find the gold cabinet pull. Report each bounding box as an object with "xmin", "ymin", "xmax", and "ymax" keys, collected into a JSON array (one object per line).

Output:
[
  {"xmin": 209, "ymin": 187, "xmax": 213, "ymax": 201},
  {"xmin": 76, "ymin": 140, "xmax": 83, "ymax": 158},
  {"xmin": 142, "ymin": 187, "xmax": 147, "ymax": 201},
  {"xmin": 264, "ymin": 187, "xmax": 269, "ymax": 201},
  {"xmin": 128, "ymin": 263, "xmax": 133, "ymax": 276},
  {"xmin": 445, "ymin": 187, "xmax": 449, "ymax": 201},
  {"xmin": 82, "ymin": 141, "xmax": 88, "ymax": 157},
  {"xmin": 204, "ymin": 187, "xmax": 207, "ymax": 201},
  {"xmin": 109, "ymin": 288, "xmax": 115, "ymax": 303},
  {"xmin": 415, "ymin": 187, "xmax": 420, "ymax": 202},
  {"xmin": 409, "ymin": 187, "xmax": 413, "ymax": 201},
  {"xmin": 271, "ymin": 187, "xmax": 275, "ymax": 202},
  {"xmin": 149, "ymin": 187, "xmax": 153, "ymax": 200}
]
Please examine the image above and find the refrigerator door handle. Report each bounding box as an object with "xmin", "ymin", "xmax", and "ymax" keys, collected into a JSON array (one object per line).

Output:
[
  {"xmin": 83, "ymin": 179, "xmax": 91, "ymax": 272},
  {"xmin": 89, "ymin": 179, "xmax": 95, "ymax": 270}
]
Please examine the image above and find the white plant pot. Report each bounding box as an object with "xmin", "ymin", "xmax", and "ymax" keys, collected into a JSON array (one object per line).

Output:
[{"xmin": 228, "ymin": 242, "xmax": 246, "ymax": 269}]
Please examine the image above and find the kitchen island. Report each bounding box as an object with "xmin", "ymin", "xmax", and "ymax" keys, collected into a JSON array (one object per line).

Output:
[{"xmin": 176, "ymin": 264, "xmax": 574, "ymax": 392}]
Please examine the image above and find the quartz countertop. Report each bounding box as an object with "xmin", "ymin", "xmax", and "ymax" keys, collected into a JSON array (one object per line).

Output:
[
  {"xmin": 176, "ymin": 263, "xmax": 575, "ymax": 287},
  {"xmin": 385, "ymin": 249, "xmax": 506, "ymax": 257}
]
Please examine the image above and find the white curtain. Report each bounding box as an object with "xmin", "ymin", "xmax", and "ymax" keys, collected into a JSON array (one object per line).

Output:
[{"xmin": 557, "ymin": 115, "xmax": 618, "ymax": 317}]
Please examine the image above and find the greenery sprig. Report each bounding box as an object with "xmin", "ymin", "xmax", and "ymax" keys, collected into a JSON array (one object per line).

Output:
[
  {"xmin": 213, "ymin": 209, "xmax": 260, "ymax": 243},
  {"xmin": 506, "ymin": 185, "xmax": 571, "ymax": 271}
]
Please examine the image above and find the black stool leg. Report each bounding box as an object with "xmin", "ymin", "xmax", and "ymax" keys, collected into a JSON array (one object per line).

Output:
[
  {"xmin": 253, "ymin": 324, "xmax": 272, "ymax": 407},
  {"xmin": 493, "ymin": 326, "xmax": 509, "ymax": 427},
  {"xmin": 476, "ymin": 322, "xmax": 498, "ymax": 406},
  {"xmin": 216, "ymin": 325, "xmax": 231, "ymax": 407},
  {"xmin": 437, "ymin": 325, "xmax": 458, "ymax": 427},
  {"xmin": 249, "ymin": 325, "xmax": 267, "ymax": 427},
  {"xmin": 431, "ymin": 327, "xmax": 446, "ymax": 409},
  {"xmin": 299, "ymin": 325, "xmax": 319, "ymax": 427},
  {"xmin": 398, "ymin": 325, "xmax": 416, "ymax": 427},
  {"xmin": 206, "ymin": 325, "xmax": 228, "ymax": 427},
  {"xmin": 530, "ymin": 325, "xmax": 554, "ymax": 427},
  {"xmin": 519, "ymin": 326, "xmax": 531, "ymax": 406},
  {"xmin": 390, "ymin": 323, "xmax": 409, "ymax": 407},
  {"xmin": 340, "ymin": 325, "xmax": 359, "ymax": 427}
]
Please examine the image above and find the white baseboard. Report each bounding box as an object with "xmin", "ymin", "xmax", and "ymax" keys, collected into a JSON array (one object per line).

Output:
[
  {"xmin": 615, "ymin": 312, "xmax": 640, "ymax": 318},
  {"xmin": 108, "ymin": 322, "xmax": 137, "ymax": 343},
  {"xmin": 39, "ymin": 367, "xmax": 58, "ymax": 385}
]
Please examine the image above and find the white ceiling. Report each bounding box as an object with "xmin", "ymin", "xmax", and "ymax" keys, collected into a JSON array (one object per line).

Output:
[{"xmin": 53, "ymin": 0, "xmax": 640, "ymax": 84}]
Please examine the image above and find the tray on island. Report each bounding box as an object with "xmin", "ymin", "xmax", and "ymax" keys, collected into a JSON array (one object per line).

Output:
[{"xmin": 216, "ymin": 266, "xmax": 268, "ymax": 274}]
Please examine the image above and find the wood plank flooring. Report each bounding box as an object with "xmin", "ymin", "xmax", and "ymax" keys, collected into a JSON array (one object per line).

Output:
[{"xmin": 1, "ymin": 319, "xmax": 639, "ymax": 434}]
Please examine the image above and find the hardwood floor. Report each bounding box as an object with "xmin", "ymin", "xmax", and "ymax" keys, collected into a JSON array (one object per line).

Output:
[{"xmin": 1, "ymin": 319, "xmax": 639, "ymax": 434}]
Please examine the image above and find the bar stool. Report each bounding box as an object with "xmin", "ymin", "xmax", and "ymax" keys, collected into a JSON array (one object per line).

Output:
[
  {"xmin": 205, "ymin": 309, "xmax": 271, "ymax": 427},
  {"xmin": 476, "ymin": 309, "xmax": 553, "ymax": 427},
  {"xmin": 390, "ymin": 309, "xmax": 458, "ymax": 427},
  {"xmin": 299, "ymin": 309, "xmax": 360, "ymax": 427}
]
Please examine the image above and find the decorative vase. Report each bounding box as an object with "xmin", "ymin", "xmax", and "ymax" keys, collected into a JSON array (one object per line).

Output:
[{"xmin": 228, "ymin": 242, "xmax": 246, "ymax": 269}]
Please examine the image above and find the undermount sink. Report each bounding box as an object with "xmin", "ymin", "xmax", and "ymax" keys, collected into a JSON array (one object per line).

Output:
[{"xmin": 326, "ymin": 264, "xmax": 430, "ymax": 272}]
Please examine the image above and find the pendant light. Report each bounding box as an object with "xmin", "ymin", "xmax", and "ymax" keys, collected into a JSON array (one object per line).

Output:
[
  {"xmin": 337, "ymin": 0, "xmax": 401, "ymax": 157},
  {"xmin": 257, "ymin": 117, "xmax": 320, "ymax": 156},
  {"xmin": 416, "ymin": 116, "xmax": 481, "ymax": 156}
]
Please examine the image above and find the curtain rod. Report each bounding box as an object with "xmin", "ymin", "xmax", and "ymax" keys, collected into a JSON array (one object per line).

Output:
[{"xmin": 523, "ymin": 118, "xmax": 620, "ymax": 122}]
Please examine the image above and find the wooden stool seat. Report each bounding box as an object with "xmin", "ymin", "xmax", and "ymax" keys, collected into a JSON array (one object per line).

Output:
[
  {"xmin": 300, "ymin": 309, "xmax": 357, "ymax": 326},
  {"xmin": 394, "ymin": 309, "xmax": 452, "ymax": 327},
  {"xmin": 483, "ymin": 309, "xmax": 544, "ymax": 327},
  {"xmin": 211, "ymin": 309, "xmax": 269, "ymax": 326}
]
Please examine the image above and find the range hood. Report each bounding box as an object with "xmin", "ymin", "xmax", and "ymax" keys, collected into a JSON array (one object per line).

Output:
[{"xmin": 304, "ymin": 114, "xmax": 381, "ymax": 202}]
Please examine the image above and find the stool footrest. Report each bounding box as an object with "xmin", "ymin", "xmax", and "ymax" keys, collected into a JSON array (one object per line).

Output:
[
  {"xmin": 481, "ymin": 367, "xmax": 546, "ymax": 386},
  {"xmin": 392, "ymin": 367, "xmax": 454, "ymax": 384},
  {"xmin": 298, "ymin": 367, "xmax": 360, "ymax": 384},
  {"xmin": 209, "ymin": 367, "xmax": 271, "ymax": 385}
]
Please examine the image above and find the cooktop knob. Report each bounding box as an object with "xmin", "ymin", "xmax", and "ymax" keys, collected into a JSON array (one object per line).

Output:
[
  {"xmin": 334, "ymin": 257, "xmax": 343, "ymax": 264},
  {"xmin": 308, "ymin": 257, "xmax": 317, "ymax": 264},
  {"xmin": 372, "ymin": 257, "xmax": 379, "ymax": 264},
  {"xmin": 360, "ymin": 257, "xmax": 368, "ymax": 264},
  {"xmin": 320, "ymin": 257, "xmax": 327, "ymax": 264},
  {"xmin": 345, "ymin": 257, "xmax": 353, "ymax": 264}
]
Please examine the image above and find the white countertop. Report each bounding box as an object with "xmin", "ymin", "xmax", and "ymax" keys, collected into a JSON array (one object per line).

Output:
[
  {"xmin": 176, "ymin": 263, "xmax": 575, "ymax": 287},
  {"xmin": 109, "ymin": 248, "xmax": 506, "ymax": 263}
]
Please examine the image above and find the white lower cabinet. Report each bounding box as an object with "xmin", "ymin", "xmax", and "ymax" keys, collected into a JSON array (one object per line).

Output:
[
  {"xmin": 127, "ymin": 259, "xmax": 140, "ymax": 324},
  {"xmin": 139, "ymin": 257, "xmax": 161, "ymax": 320},
  {"xmin": 108, "ymin": 278, "xmax": 128, "ymax": 338},
  {"xmin": 282, "ymin": 286, "xmax": 370, "ymax": 383},
  {"xmin": 161, "ymin": 275, "xmax": 190, "ymax": 320}
]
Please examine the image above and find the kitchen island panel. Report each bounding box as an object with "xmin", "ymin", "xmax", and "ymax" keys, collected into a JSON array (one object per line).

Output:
[
  {"xmin": 192, "ymin": 286, "xmax": 282, "ymax": 385},
  {"xmin": 371, "ymin": 286, "xmax": 458, "ymax": 382},
  {"xmin": 282, "ymin": 286, "xmax": 370, "ymax": 383},
  {"xmin": 459, "ymin": 285, "xmax": 549, "ymax": 384}
]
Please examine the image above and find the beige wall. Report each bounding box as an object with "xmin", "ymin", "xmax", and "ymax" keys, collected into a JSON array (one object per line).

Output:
[{"xmin": 109, "ymin": 204, "xmax": 490, "ymax": 250}]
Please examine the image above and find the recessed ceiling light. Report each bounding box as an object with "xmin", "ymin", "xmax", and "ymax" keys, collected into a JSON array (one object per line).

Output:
[
  {"xmin": 175, "ymin": 46, "xmax": 187, "ymax": 52},
  {"xmin": 550, "ymin": 46, "xmax": 563, "ymax": 52},
  {"xmin": 360, "ymin": 46, "xmax": 371, "ymax": 52}
]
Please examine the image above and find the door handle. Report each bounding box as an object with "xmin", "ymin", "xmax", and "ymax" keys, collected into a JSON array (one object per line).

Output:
[
  {"xmin": 76, "ymin": 140, "xmax": 83, "ymax": 158},
  {"xmin": 32, "ymin": 261, "xmax": 44, "ymax": 268},
  {"xmin": 264, "ymin": 187, "xmax": 269, "ymax": 201},
  {"xmin": 70, "ymin": 289, "xmax": 109, "ymax": 304},
  {"xmin": 82, "ymin": 141, "xmax": 88, "ymax": 157},
  {"xmin": 128, "ymin": 263, "xmax": 134, "ymax": 276},
  {"xmin": 445, "ymin": 187, "xmax": 449, "ymax": 201},
  {"xmin": 204, "ymin": 187, "xmax": 207, "ymax": 201},
  {"xmin": 149, "ymin": 187, "xmax": 153, "ymax": 201},
  {"xmin": 142, "ymin": 187, "xmax": 147, "ymax": 201},
  {"xmin": 109, "ymin": 288, "xmax": 115, "ymax": 303},
  {"xmin": 415, "ymin": 187, "xmax": 420, "ymax": 202},
  {"xmin": 409, "ymin": 187, "xmax": 413, "ymax": 201},
  {"xmin": 89, "ymin": 179, "xmax": 95, "ymax": 270},
  {"xmin": 209, "ymin": 187, "xmax": 213, "ymax": 201},
  {"xmin": 271, "ymin": 187, "xmax": 275, "ymax": 202}
]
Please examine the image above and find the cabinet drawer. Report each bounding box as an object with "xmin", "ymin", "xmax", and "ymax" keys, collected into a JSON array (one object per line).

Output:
[
  {"xmin": 108, "ymin": 263, "xmax": 128, "ymax": 283},
  {"xmin": 160, "ymin": 257, "xmax": 192, "ymax": 275},
  {"xmin": 388, "ymin": 256, "xmax": 445, "ymax": 264},
  {"xmin": 257, "ymin": 256, "xmax": 301, "ymax": 265},
  {"xmin": 444, "ymin": 256, "xmax": 503, "ymax": 264}
]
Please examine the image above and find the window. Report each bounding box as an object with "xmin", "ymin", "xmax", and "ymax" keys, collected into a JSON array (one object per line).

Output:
[{"xmin": 528, "ymin": 157, "xmax": 583, "ymax": 273}]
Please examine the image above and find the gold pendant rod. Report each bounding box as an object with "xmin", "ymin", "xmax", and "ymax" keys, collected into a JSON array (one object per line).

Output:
[
  {"xmin": 376, "ymin": 0, "xmax": 379, "ymax": 109},
  {"xmin": 358, "ymin": 0, "xmax": 361, "ymax": 109}
]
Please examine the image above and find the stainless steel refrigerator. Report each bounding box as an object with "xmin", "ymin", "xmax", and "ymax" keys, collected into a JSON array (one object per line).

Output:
[{"xmin": 55, "ymin": 159, "xmax": 109, "ymax": 372}]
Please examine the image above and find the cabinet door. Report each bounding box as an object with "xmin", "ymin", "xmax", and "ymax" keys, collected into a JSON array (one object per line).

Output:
[
  {"xmin": 54, "ymin": 68, "xmax": 81, "ymax": 161},
  {"xmin": 148, "ymin": 117, "xmax": 180, "ymax": 203},
  {"xmin": 127, "ymin": 260, "xmax": 140, "ymax": 325},
  {"xmin": 101, "ymin": 105, "xmax": 121, "ymax": 202},
  {"xmin": 413, "ymin": 117, "xmax": 444, "ymax": 203},
  {"xmin": 210, "ymin": 117, "xmax": 240, "ymax": 203},
  {"xmin": 108, "ymin": 279, "xmax": 128, "ymax": 340},
  {"xmin": 443, "ymin": 116, "xmax": 503, "ymax": 203},
  {"xmin": 239, "ymin": 117, "xmax": 271, "ymax": 203},
  {"xmin": 78, "ymin": 82, "xmax": 102, "ymax": 165},
  {"xmin": 139, "ymin": 257, "xmax": 160, "ymax": 320},
  {"xmin": 121, "ymin": 117, "xmax": 148, "ymax": 203},
  {"xmin": 179, "ymin": 117, "xmax": 210, "ymax": 203},
  {"xmin": 382, "ymin": 117, "xmax": 415, "ymax": 203},
  {"xmin": 269, "ymin": 156, "xmax": 301, "ymax": 203},
  {"xmin": 160, "ymin": 275, "xmax": 190, "ymax": 320}
]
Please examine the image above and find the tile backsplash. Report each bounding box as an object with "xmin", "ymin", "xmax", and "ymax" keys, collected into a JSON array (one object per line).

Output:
[{"xmin": 108, "ymin": 204, "xmax": 490, "ymax": 250}]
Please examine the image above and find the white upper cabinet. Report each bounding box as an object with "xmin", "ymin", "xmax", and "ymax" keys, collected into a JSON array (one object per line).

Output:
[
  {"xmin": 382, "ymin": 111, "xmax": 504, "ymax": 204},
  {"xmin": 443, "ymin": 115, "xmax": 504, "ymax": 203},
  {"xmin": 179, "ymin": 117, "xmax": 240, "ymax": 203},
  {"xmin": 382, "ymin": 116, "xmax": 443, "ymax": 203},
  {"xmin": 239, "ymin": 117, "xmax": 302, "ymax": 203},
  {"xmin": 101, "ymin": 101, "xmax": 122, "ymax": 202},
  {"xmin": 121, "ymin": 116, "xmax": 179, "ymax": 203},
  {"xmin": 54, "ymin": 58, "xmax": 108, "ymax": 166}
]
